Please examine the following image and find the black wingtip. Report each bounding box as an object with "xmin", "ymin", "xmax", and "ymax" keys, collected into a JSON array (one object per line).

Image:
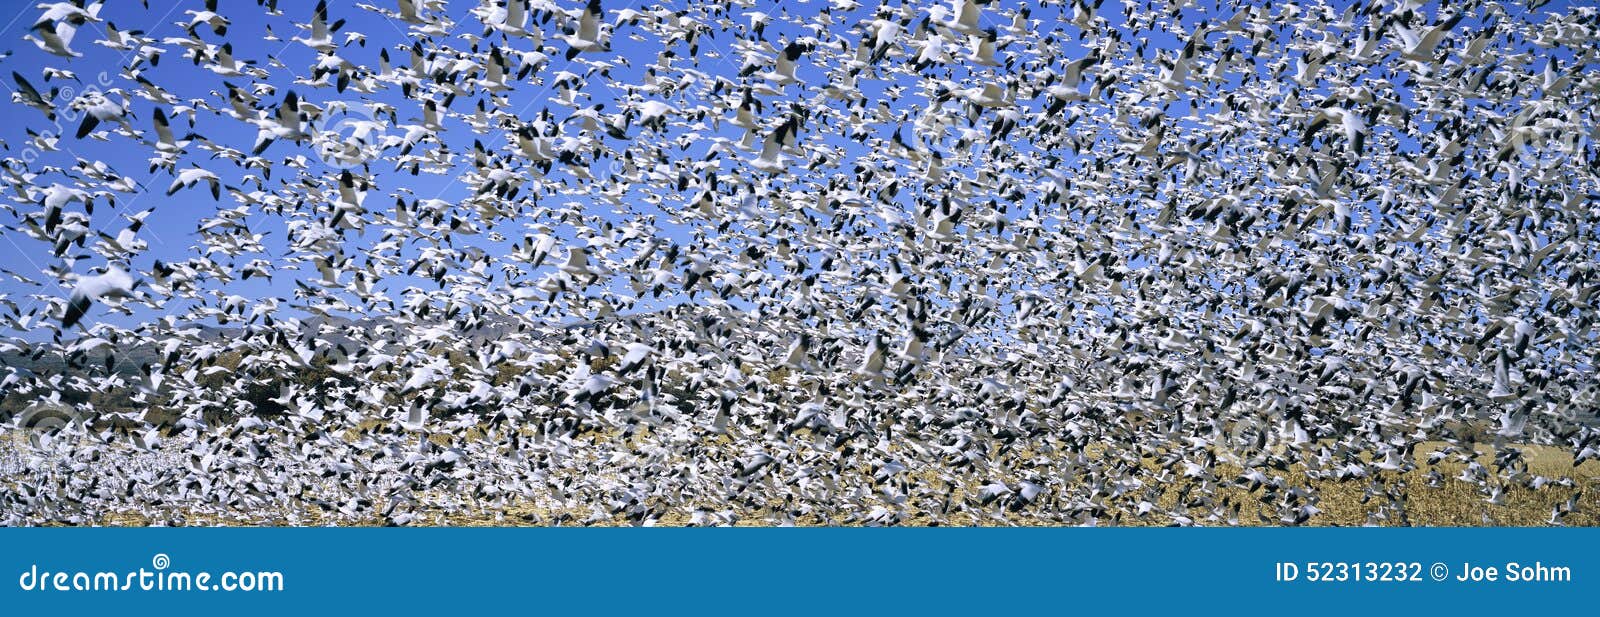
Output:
[
  {"xmin": 61, "ymin": 294, "xmax": 89, "ymax": 330},
  {"xmin": 75, "ymin": 116, "xmax": 99, "ymax": 139}
]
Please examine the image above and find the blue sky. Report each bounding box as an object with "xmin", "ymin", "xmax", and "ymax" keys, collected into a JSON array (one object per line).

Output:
[
  {"xmin": 0, "ymin": 0, "xmax": 1588, "ymax": 346},
  {"xmin": 0, "ymin": 0, "xmax": 1100, "ymax": 336}
]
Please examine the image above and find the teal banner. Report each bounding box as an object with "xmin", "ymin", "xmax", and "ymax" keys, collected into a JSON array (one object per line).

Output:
[{"xmin": 0, "ymin": 529, "xmax": 1590, "ymax": 615}]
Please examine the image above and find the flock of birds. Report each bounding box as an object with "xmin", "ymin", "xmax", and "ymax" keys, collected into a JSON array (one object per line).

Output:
[{"xmin": 0, "ymin": 0, "xmax": 1598, "ymax": 526}]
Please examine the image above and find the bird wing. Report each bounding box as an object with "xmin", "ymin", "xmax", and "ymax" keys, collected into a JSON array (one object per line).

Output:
[
  {"xmin": 153, "ymin": 107, "xmax": 176, "ymax": 145},
  {"xmin": 579, "ymin": 0, "xmax": 601, "ymax": 42}
]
